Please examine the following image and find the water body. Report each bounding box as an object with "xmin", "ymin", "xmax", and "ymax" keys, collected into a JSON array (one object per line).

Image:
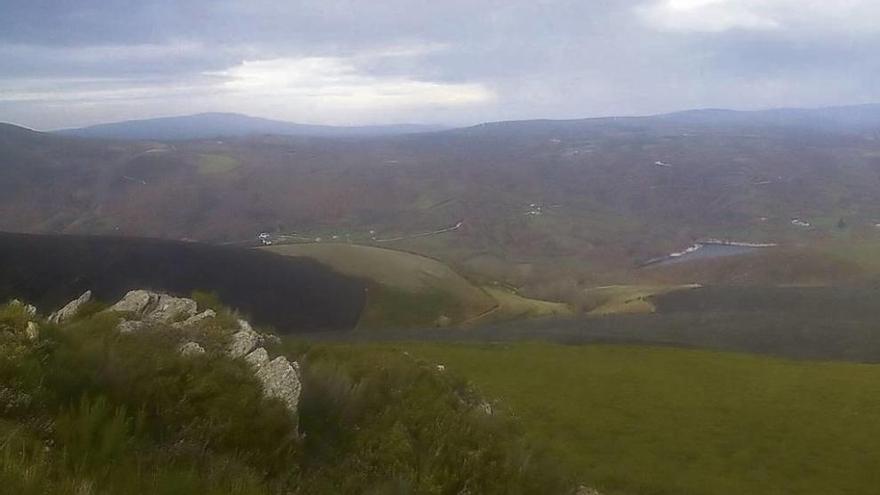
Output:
[{"xmin": 643, "ymin": 242, "xmax": 775, "ymax": 267}]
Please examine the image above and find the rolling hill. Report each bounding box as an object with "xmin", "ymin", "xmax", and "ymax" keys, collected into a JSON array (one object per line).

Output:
[
  {"xmin": 264, "ymin": 243, "xmax": 570, "ymax": 328},
  {"xmin": 54, "ymin": 112, "xmax": 448, "ymax": 140},
  {"xmin": 4, "ymin": 103, "xmax": 880, "ymax": 302},
  {"xmin": 0, "ymin": 232, "xmax": 367, "ymax": 332}
]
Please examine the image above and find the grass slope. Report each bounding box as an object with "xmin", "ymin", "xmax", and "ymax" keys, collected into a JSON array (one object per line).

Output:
[
  {"xmin": 264, "ymin": 243, "xmax": 569, "ymax": 328},
  {"xmin": 397, "ymin": 342, "xmax": 880, "ymax": 495},
  {"xmin": 582, "ymin": 285, "xmax": 699, "ymax": 315}
]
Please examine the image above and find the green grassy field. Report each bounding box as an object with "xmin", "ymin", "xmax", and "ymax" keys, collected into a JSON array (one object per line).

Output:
[
  {"xmin": 264, "ymin": 243, "xmax": 571, "ymax": 328},
  {"xmin": 387, "ymin": 342, "xmax": 880, "ymax": 495},
  {"xmin": 197, "ymin": 154, "xmax": 240, "ymax": 175},
  {"xmin": 582, "ymin": 285, "xmax": 699, "ymax": 315}
]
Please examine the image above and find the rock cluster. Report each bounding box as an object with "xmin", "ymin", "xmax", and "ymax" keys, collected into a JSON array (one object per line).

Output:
[
  {"xmin": 107, "ymin": 290, "xmax": 199, "ymax": 323},
  {"xmin": 8, "ymin": 300, "xmax": 39, "ymax": 340},
  {"xmin": 47, "ymin": 289, "xmax": 304, "ymax": 421},
  {"xmin": 224, "ymin": 318, "xmax": 302, "ymax": 421}
]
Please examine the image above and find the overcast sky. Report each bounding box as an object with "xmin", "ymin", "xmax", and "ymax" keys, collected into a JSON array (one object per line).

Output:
[{"xmin": 1, "ymin": 0, "xmax": 879, "ymax": 129}]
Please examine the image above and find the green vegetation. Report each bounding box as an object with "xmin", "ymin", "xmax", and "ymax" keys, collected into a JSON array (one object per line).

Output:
[
  {"xmin": 581, "ymin": 285, "xmax": 699, "ymax": 315},
  {"xmin": 265, "ymin": 243, "xmax": 571, "ymax": 328},
  {"xmin": 357, "ymin": 286, "xmax": 465, "ymax": 329},
  {"xmin": 396, "ymin": 342, "xmax": 880, "ymax": 495},
  {"xmin": 0, "ymin": 300, "xmax": 568, "ymax": 494},
  {"xmin": 197, "ymin": 154, "xmax": 240, "ymax": 175},
  {"xmin": 474, "ymin": 287, "xmax": 572, "ymax": 323}
]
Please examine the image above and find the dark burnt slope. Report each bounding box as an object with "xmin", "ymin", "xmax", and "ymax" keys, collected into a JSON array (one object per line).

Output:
[{"xmin": 0, "ymin": 232, "xmax": 367, "ymax": 333}]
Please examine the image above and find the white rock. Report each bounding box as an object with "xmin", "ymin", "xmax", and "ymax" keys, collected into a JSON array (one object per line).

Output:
[
  {"xmin": 254, "ymin": 356, "xmax": 302, "ymax": 416},
  {"xmin": 178, "ymin": 342, "xmax": 206, "ymax": 357},
  {"xmin": 48, "ymin": 296, "xmax": 81, "ymax": 323},
  {"xmin": 106, "ymin": 290, "xmax": 198, "ymax": 324},
  {"xmin": 25, "ymin": 321, "xmax": 39, "ymax": 341},
  {"xmin": 228, "ymin": 330, "xmax": 259, "ymax": 358},
  {"xmin": 149, "ymin": 294, "xmax": 197, "ymax": 323},
  {"xmin": 10, "ymin": 299, "xmax": 37, "ymax": 319},
  {"xmin": 108, "ymin": 290, "xmax": 156, "ymax": 315},
  {"xmin": 48, "ymin": 291, "xmax": 91, "ymax": 324},
  {"xmin": 244, "ymin": 347, "xmax": 270, "ymax": 368}
]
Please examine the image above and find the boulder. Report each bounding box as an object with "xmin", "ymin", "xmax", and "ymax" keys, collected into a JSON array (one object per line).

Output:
[
  {"xmin": 254, "ymin": 356, "xmax": 301, "ymax": 417},
  {"xmin": 149, "ymin": 294, "xmax": 197, "ymax": 323},
  {"xmin": 106, "ymin": 290, "xmax": 197, "ymax": 323},
  {"xmin": 244, "ymin": 347, "xmax": 270, "ymax": 368},
  {"xmin": 107, "ymin": 290, "xmax": 156, "ymax": 316},
  {"xmin": 49, "ymin": 291, "xmax": 92, "ymax": 324},
  {"xmin": 178, "ymin": 341, "xmax": 206, "ymax": 357},
  {"xmin": 228, "ymin": 329, "xmax": 259, "ymax": 358},
  {"xmin": 227, "ymin": 319, "xmax": 263, "ymax": 358}
]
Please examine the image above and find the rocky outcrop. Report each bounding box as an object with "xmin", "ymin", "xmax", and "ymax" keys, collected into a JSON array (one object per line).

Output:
[
  {"xmin": 575, "ymin": 486, "xmax": 603, "ymax": 495},
  {"xmin": 239, "ymin": 345, "xmax": 300, "ymax": 419},
  {"xmin": 107, "ymin": 290, "xmax": 155, "ymax": 315},
  {"xmin": 48, "ymin": 291, "xmax": 91, "ymax": 324},
  {"xmin": 10, "ymin": 300, "xmax": 37, "ymax": 320},
  {"xmin": 244, "ymin": 347, "xmax": 269, "ymax": 367},
  {"xmin": 228, "ymin": 319, "xmax": 262, "ymax": 358},
  {"xmin": 107, "ymin": 290, "xmax": 198, "ymax": 323},
  {"xmin": 106, "ymin": 290, "xmax": 207, "ymax": 333},
  {"xmin": 252, "ymin": 353, "xmax": 301, "ymax": 418},
  {"xmin": 101, "ymin": 289, "xmax": 300, "ymax": 421}
]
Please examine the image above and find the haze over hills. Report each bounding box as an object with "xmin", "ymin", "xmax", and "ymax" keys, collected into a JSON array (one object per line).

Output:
[
  {"xmin": 4, "ymin": 102, "xmax": 880, "ymax": 301},
  {"xmin": 46, "ymin": 103, "xmax": 880, "ymax": 141},
  {"xmin": 54, "ymin": 112, "xmax": 449, "ymax": 140}
]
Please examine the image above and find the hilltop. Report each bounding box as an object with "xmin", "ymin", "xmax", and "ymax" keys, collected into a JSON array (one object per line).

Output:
[{"xmin": 54, "ymin": 113, "xmax": 448, "ymax": 141}]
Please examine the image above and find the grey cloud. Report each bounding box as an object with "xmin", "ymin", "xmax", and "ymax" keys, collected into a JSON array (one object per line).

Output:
[{"xmin": 1, "ymin": 0, "xmax": 879, "ymax": 129}]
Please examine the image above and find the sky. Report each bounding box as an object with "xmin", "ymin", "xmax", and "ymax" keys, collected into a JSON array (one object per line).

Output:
[{"xmin": 1, "ymin": 0, "xmax": 879, "ymax": 129}]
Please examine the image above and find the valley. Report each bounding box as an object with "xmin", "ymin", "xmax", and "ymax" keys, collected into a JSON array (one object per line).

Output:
[{"xmin": 5, "ymin": 105, "xmax": 880, "ymax": 495}]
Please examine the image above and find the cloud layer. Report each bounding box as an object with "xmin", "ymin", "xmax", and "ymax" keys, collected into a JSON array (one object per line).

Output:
[{"xmin": 1, "ymin": 0, "xmax": 879, "ymax": 129}]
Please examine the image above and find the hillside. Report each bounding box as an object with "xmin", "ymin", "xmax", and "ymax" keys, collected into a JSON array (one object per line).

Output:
[
  {"xmin": 0, "ymin": 232, "xmax": 368, "ymax": 332},
  {"xmin": 0, "ymin": 296, "xmax": 568, "ymax": 494},
  {"xmin": 400, "ymin": 342, "xmax": 880, "ymax": 495},
  {"xmin": 55, "ymin": 113, "xmax": 447, "ymax": 140},
  {"xmin": 264, "ymin": 243, "xmax": 570, "ymax": 328},
  {"xmin": 3, "ymin": 104, "xmax": 880, "ymax": 300}
]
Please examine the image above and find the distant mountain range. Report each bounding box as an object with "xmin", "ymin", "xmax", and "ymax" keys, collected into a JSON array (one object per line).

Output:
[
  {"xmin": 54, "ymin": 112, "xmax": 450, "ymax": 140},
  {"xmin": 458, "ymin": 103, "xmax": 880, "ymax": 137},
  {"xmin": 4, "ymin": 102, "xmax": 880, "ymax": 293},
  {"xmin": 42, "ymin": 103, "xmax": 880, "ymax": 141}
]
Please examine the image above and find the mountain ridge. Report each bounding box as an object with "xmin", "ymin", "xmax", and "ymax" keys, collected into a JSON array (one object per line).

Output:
[{"xmin": 53, "ymin": 112, "xmax": 450, "ymax": 140}]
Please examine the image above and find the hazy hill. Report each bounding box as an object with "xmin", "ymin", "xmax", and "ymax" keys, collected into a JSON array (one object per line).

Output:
[
  {"xmin": 55, "ymin": 112, "xmax": 448, "ymax": 140},
  {"xmin": 4, "ymin": 103, "xmax": 880, "ymax": 296}
]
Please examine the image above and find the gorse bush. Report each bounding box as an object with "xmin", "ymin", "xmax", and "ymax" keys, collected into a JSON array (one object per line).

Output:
[{"xmin": 0, "ymin": 300, "xmax": 571, "ymax": 494}]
